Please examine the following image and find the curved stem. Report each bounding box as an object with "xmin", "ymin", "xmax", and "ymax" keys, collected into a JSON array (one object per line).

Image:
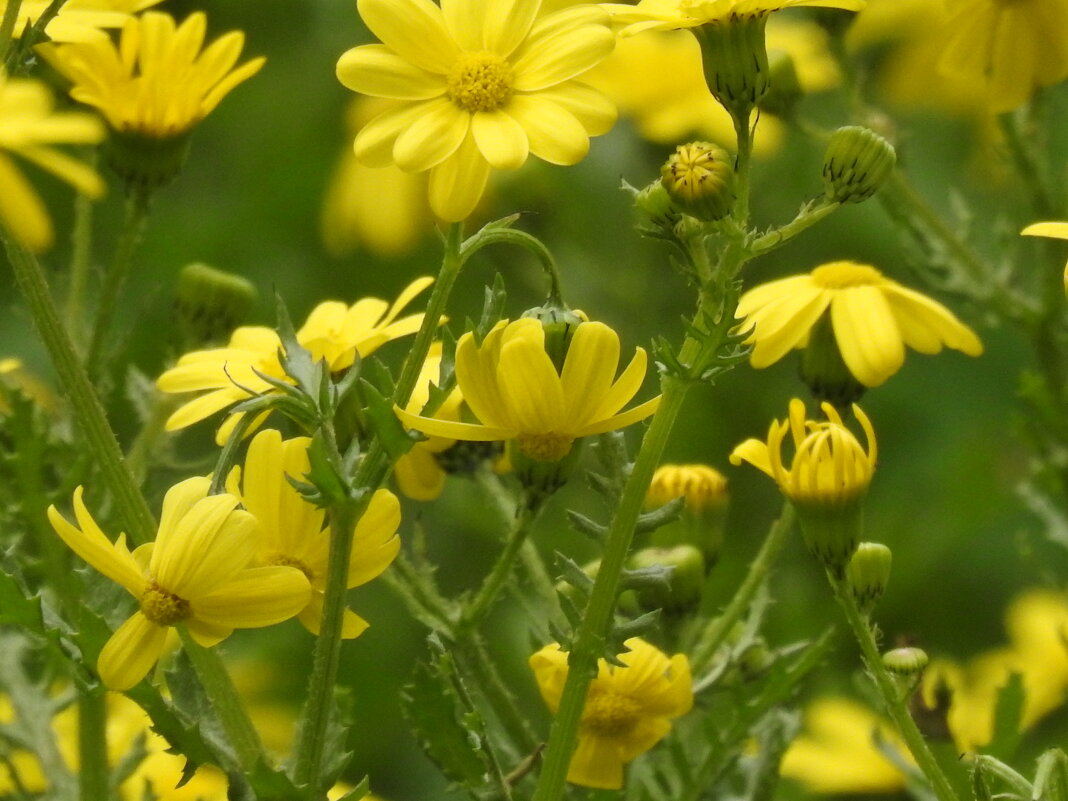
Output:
[
  {"xmin": 208, "ymin": 411, "xmax": 259, "ymax": 495},
  {"xmin": 460, "ymin": 225, "xmax": 564, "ymax": 305},
  {"xmin": 829, "ymin": 573, "xmax": 961, "ymax": 801}
]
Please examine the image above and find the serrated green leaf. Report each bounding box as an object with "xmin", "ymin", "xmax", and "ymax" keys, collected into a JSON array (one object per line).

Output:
[
  {"xmin": 565, "ymin": 510, "xmax": 605, "ymax": 540},
  {"xmin": 361, "ymin": 379, "xmax": 416, "ymax": 463}
]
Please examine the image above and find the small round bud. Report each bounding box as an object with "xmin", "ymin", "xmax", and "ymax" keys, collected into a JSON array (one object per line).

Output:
[
  {"xmin": 660, "ymin": 142, "xmax": 735, "ymax": 222},
  {"xmin": 520, "ymin": 303, "xmax": 587, "ymax": 373},
  {"xmin": 758, "ymin": 50, "xmax": 803, "ymax": 118},
  {"xmin": 694, "ymin": 15, "xmax": 771, "ymax": 118},
  {"xmin": 883, "ymin": 646, "xmax": 929, "ymax": 677},
  {"xmin": 628, "ymin": 545, "xmax": 706, "ymax": 613},
  {"xmin": 646, "ymin": 464, "xmax": 729, "ymax": 563},
  {"xmin": 634, "ymin": 180, "xmax": 679, "ymax": 229},
  {"xmin": 175, "ymin": 263, "xmax": 258, "ymax": 347},
  {"xmin": 799, "ymin": 313, "xmax": 867, "ymax": 407},
  {"xmin": 822, "ymin": 126, "xmax": 896, "ymax": 204},
  {"xmin": 846, "ymin": 542, "xmax": 892, "ymax": 613},
  {"xmin": 107, "ymin": 129, "xmax": 192, "ymax": 195}
]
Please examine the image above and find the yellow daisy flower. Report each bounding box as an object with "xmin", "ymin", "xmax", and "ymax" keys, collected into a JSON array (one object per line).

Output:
[
  {"xmin": 0, "ymin": 0, "xmax": 161, "ymax": 44},
  {"xmin": 228, "ymin": 429, "xmax": 401, "ymax": 638},
  {"xmin": 47, "ymin": 477, "xmax": 311, "ymax": 691},
  {"xmin": 938, "ymin": 0, "xmax": 1068, "ymax": 113},
  {"xmin": 335, "ymin": 0, "xmax": 618, "ymax": 221},
  {"xmin": 736, "ymin": 260, "xmax": 983, "ymax": 388},
  {"xmin": 1022, "ymin": 221, "xmax": 1068, "ymax": 294},
  {"xmin": 529, "ymin": 638, "xmax": 693, "ymax": 789},
  {"xmin": 0, "ymin": 69, "xmax": 104, "ymax": 252},
  {"xmin": 393, "ymin": 342, "xmax": 465, "ymax": 501},
  {"xmin": 394, "ymin": 317, "xmax": 660, "ymax": 462},
  {"xmin": 37, "ymin": 11, "xmax": 265, "ymax": 140},
  {"xmin": 156, "ymin": 277, "xmax": 433, "ymax": 444},
  {"xmin": 604, "ymin": 0, "xmax": 866, "ymax": 35}
]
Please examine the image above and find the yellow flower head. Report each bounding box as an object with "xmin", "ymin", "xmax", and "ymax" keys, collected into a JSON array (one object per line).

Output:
[
  {"xmin": 0, "ymin": 69, "xmax": 104, "ymax": 252},
  {"xmin": 1022, "ymin": 221, "xmax": 1068, "ymax": 295},
  {"xmin": 37, "ymin": 11, "xmax": 265, "ymax": 139},
  {"xmin": 394, "ymin": 317, "xmax": 660, "ymax": 463},
  {"xmin": 736, "ymin": 260, "xmax": 983, "ymax": 388},
  {"xmin": 47, "ymin": 477, "xmax": 311, "ymax": 690},
  {"xmin": 646, "ymin": 463, "xmax": 728, "ymax": 511},
  {"xmin": 604, "ymin": 0, "xmax": 866, "ymax": 35},
  {"xmin": 530, "ymin": 638, "xmax": 692, "ymax": 789},
  {"xmin": 0, "ymin": 0, "xmax": 162, "ymax": 44},
  {"xmin": 937, "ymin": 0, "xmax": 1068, "ymax": 113},
  {"xmin": 228, "ymin": 429, "xmax": 401, "ymax": 638},
  {"xmin": 156, "ymin": 277, "xmax": 434, "ymax": 444},
  {"xmin": 336, "ymin": 0, "xmax": 618, "ymax": 221},
  {"xmin": 393, "ymin": 342, "xmax": 465, "ymax": 501}
]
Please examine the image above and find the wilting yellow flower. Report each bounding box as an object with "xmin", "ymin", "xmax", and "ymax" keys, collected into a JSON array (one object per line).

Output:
[
  {"xmin": 395, "ymin": 317, "xmax": 660, "ymax": 463},
  {"xmin": 156, "ymin": 277, "xmax": 433, "ymax": 443},
  {"xmin": 37, "ymin": 11, "xmax": 265, "ymax": 139},
  {"xmin": 1022, "ymin": 221, "xmax": 1068, "ymax": 295},
  {"xmin": 229, "ymin": 429, "xmax": 401, "ymax": 638},
  {"xmin": 736, "ymin": 261, "xmax": 983, "ymax": 388},
  {"xmin": 604, "ymin": 0, "xmax": 866, "ymax": 35},
  {"xmin": 394, "ymin": 342, "xmax": 464, "ymax": 500},
  {"xmin": 0, "ymin": 69, "xmax": 104, "ymax": 252},
  {"xmin": 0, "ymin": 0, "xmax": 161, "ymax": 44},
  {"xmin": 336, "ymin": 0, "xmax": 617, "ymax": 221},
  {"xmin": 47, "ymin": 477, "xmax": 310, "ymax": 690},
  {"xmin": 530, "ymin": 638, "xmax": 692, "ymax": 789},
  {"xmin": 938, "ymin": 0, "xmax": 1068, "ymax": 113}
]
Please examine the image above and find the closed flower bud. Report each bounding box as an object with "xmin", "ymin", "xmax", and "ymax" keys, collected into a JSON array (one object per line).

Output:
[
  {"xmin": 646, "ymin": 464, "xmax": 729, "ymax": 563},
  {"xmin": 846, "ymin": 542, "xmax": 892, "ymax": 613},
  {"xmin": 694, "ymin": 15, "xmax": 770, "ymax": 118},
  {"xmin": 661, "ymin": 142, "xmax": 735, "ymax": 222},
  {"xmin": 628, "ymin": 545, "xmax": 706, "ymax": 613},
  {"xmin": 175, "ymin": 263, "xmax": 258, "ymax": 347},
  {"xmin": 758, "ymin": 50, "xmax": 803, "ymax": 118},
  {"xmin": 822, "ymin": 126, "xmax": 896, "ymax": 204},
  {"xmin": 520, "ymin": 303, "xmax": 587, "ymax": 373},
  {"xmin": 883, "ymin": 647, "xmax": 929, "ymax": 680},
  {"xmin": 634, "ymin": 180, "xmax": 679, "ymax": 229}
]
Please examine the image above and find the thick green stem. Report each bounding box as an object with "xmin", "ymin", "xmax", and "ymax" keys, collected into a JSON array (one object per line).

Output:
[
  {"xmin": 77, "ymin": 690, "xmax": 109, "ymax": 801},
  {"xmin": 2, "ymin": 232, "xmax": 156, "ymax": 546},
  {"xmin": 0, "ymin": 0, "xmax": 23, "ymax": 69},
  {"xmin": 689, "ymin": 503, "xmax": 794, "ymax": 675},
  {"xmin": 829, "ymin": 573, "xmax": 961, "ymax": 801},
  {"xmin": 86, "ymin": 188, "xmax": 151, "ymax": 380},
  {"xmin": 731, "ymin": 113, "xmax": 754, "ymax": 227},
  {"xmin": 65, "ymin": 151, "xmax": 97, "ymax": 344}
]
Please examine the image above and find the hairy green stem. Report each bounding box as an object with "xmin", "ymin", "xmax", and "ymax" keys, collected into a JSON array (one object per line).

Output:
[
  {"xmin": 689, "ymin": 503, "xmax": 794, "ymax": 675},
  {"xmin": 77, "ymin": 690, "xmax": 109, "ymax": 801},
  {"xmin": 65, "ymin": 152, "xmax": 97, "ymax": 344},
  {"xmin": 829, "ymin": 573, "xmax": 961, "ymax": 801},
  {"xmin": 456, "ymin": 635, "xmax": 539, "ymax": 753},
  {"xmin": 751, "ymin": 201, "xmax": 840, "ymax": 254},
  {"xmin": 0, "ymin": 0, "xmax": 23, "ymax": 70}
]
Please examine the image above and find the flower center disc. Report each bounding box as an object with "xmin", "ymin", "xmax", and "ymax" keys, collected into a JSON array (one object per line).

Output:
[
  {"xmin": 583, "ymin": 690, "xmax": 641, "ymax": 737},
  {"xmin": 140, "ymin": 582, "xmax": 191, "ymax": 625},
  {"xmin": 516, "ymin": 432, "xmax": 574, "ymax": 462},
  {"xmin": 447, "ymin": 53, "xmax": 514, "ymax": 113},
  {"xmin": 810, "ymin": 261, "xmax": 884, "ymax": 289}
]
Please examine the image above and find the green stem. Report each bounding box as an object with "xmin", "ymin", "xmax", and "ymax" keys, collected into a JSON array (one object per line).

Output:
[
  {"xmin": 689, "ymin": 504, "xmax": 794, "ymax": 675},
  {"xmin": 751, "ymin": 201, "xmax": 840, "ymax": 255},
  {"xmin": 456, "ymin": 634, "xmax": 539, "ymax": 753},
  {"xmin": 208, "ymin": 411, "xmax": 260, "ymax": 495},
  {"xmin": 459, "ymin": 226, "xmax": 564, "ymax": 305},
  {"xmin": 2, "ymin": 231, "xmax": 156, "ymax": 546},
  {"xmin": 998, "ymin": 110, "xmax": 1058, "ymax": 220},
  {"xmin": 731, "ymin": 112, "xmax": 754, "ymax": 227},
  {"xmin": 77, "ymin": 690, "xmax": 109, "ymax": 801},
  {"xmin": 65, "ymin": 150, "xmax": 97, "ymax": 344},
  {"xmin": 86, "ymin": 188, "xmax": 151, "ymax": 380},
  {"xmin": 829, "ymin": 573, "xmax": 961, "ymax": 801},
  {"xmin": 0, "ymin": 0, "xmax": 23, "ymax": 67}
]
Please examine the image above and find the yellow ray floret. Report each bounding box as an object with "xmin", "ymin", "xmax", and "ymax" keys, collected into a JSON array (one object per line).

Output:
[
  {"xmin": 47, "ymin": 477, "xmax": 311, "ymax": 690},
  {"xmin": 604, "ymin": 0, "xmax": 866, "ymax": 35},
  {"xmin": 395, "ymin": 317, "xmax": 659, "ymax": 462}
]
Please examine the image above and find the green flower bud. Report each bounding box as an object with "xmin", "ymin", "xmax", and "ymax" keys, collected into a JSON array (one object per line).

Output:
[
  {"xmin": 846, "ymin": 542, "xmax": 892, "ymax": 613},
  {"xmin": 107, "ymin": 129, "xmax": 192, "ymax": 195},
  {"xmin": 694, "ymin": 14, "xmax": 770, "ymax": 119},
  {"xmin": 660, "ymin": 142, "xmax": 735, "ymax": 222},
  {"xmin": 628, "ymin": 545, "xmax": 706, "ymax": 613},
  {"xmin": 799, "ymin": 313, "xmax": 867, "ymax": 407},
  {"xmin": 883, "ymin": 646, "xmax": 929, "ymax": 697},
  {"xmin": 520, "ymin": 303, "xmax": 586, "ymax": 373},
  {"xmin": 758, "ymin": 50, "xmax": 802, "ymax": 118},
  {"xmin": 822, "ymin": 126, "xmax": 896, "ymax": 204},
  {"xmin": 634, "ymin": 180, "xmax": 679, "ymax": 229},
  {"xmin": 174, "ymin": 263, "xmax": 257, "ymax": 347}
]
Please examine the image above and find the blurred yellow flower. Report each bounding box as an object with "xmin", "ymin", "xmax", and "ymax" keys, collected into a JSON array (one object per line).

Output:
[
  {"xmin": 646, "ymin": 463, "xmax": 728, "ymax": 511},
  {"xmin": 47, "ymin": 477, "xmax": 311, "ymax": 690},
  {"xmin": 938, "ymin": 0, "xmax": 1068, "ymax": 113},
  {"xmin": 229, "ymin": 429, "xmax": 401, "ymax": 638},
  {"xmin": 0, "ymin": 0, "xmax": 161, "ymax": 43},
  {"xmin": 0, "ymin": 69, "xmax": 104, "ymax": 252},
  {"xmin": 395, "ymin": 317, "xmax": 660, "ymax": 462},
  {"xmin": 736, "ymin": 261, "xmax": 983, "ymax": 388},
  {"xmin": 604, "ymin": 0, "xmax": 866, "ymax": 35},
  {"xmin": 156, "ymin": 277, "xmax": 433, "ymax": 443},
  {"xmin": 530, "ymin": 638, "xmax": 693, "ymax": 789},
  {"xmin": 336, "ymin": 0, "xmax": 617, "ymax": 221},
  {"xmin": 37, "ymin": 11, "xmax": 265, "ymax": 139}
]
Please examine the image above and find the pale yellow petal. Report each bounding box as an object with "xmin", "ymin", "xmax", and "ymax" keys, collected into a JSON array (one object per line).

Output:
[
  {"xmin": 471, "ymin": 109, "xmax": 529, "ymax": 170},
  {"xmin": 497, "ymin": 333, "xmax": 565, "ymax": 432},
  {"xmin": 881, "ymin": 284, "xmax": 983, "ymax": 357},
  {"xmin": 395, "ymin": 404, "xmax": 513, "ymax": 441},
  {"xmin": 97, "ymin": 613, "xmax": 167, "ymax": 691},
  {"xmin": 353, "ymin": 101, "xmax": 436, "ymax": 168},
  {"xmin": 830, "ymin": 287, "xmax": 904, "ymax": 387},
  {"xmin": 428, "ymin": 132, "xmax": 490, "ymax": 221},
  {"xmin": 183, "ymin": 618, "xmax": 233, "ymax": 647},
  {"xmin": 511, "ymin": 24, "xmax": 615, "ymax": 91},
  {"xmin": 336, "ymin": 44, "xmax": 446, "ymax": 99},
  {"xmin": 506, "ymin": 94, "xmax": 588, "ymax": 164},
  {"xmin": 454, "ymin": 324, "xmax": 510, "ymax": 428},
  {"xmin": 347, "ymin": 489, "xmax": 401, "ymax": 587},
  {"xmin": 728, "ymin": 438, "xmax": 774, "ymax": 478},
  {"xmin": 591, "ymin": 345, "xmax": 649, "ymax": 422},
  {"xmin": 0, "ymin": 152, "xmax": 51, "ymax": 253},
  {"xmin": 192, "ymin": 566, "xmax": 311, "ymax": 628},
  {"xmin": 533, "ymin": 82, "xmax": 616, "ymax": 136},
  {"xmin": 576, "ymin": 395, "xmax": 659, "ymax": 436},
  {"xmin": 357, "ymin": 0, "xmax": 460, "ymax": 74},
  {"xmin": 567, "ymin": 735, "xmax": 625, "ymax": 790},
  {"xmin": 394, "ymin": 447, "xmax": 447, "ymax": 501},
  {"xmin": 1022, "ymin": 221, "xmax": 1068, "ymax": 240},
  {"xmin": 394, "ymin": 97, "xmax": 470, "ymax": 172},
  {"xmin": 482, "ymin": 0, "xmax": 541, "ymax": 57},
  {"xmin": 529, "ymin": 643, "xmax": 568, "ymax": 710},
  {"xmin": 560, "ymin": 322, "xmax": 620, "ymax": 427}
]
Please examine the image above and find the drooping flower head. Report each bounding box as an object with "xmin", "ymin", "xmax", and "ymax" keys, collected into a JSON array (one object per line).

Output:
[
  {"xmin": 529, "ymin": 638, "xmax": 693, "ymax": 789},
  {"xmin": 47, "ymin": 477, "xmax": 311, "ymax": 690},
  {"xmin": 229, "ymin": 430, "xmax": 401, "ymax": 638},
  {"xmin": 736, "ymin": 260, "xmax": 982, "ymax": 402},
  {"xmin": 1022, "ymin": 221, "xmax": 1068, "ymax": 295},
  {"xmin": 730, "ymin": 398, "xmax": 876, "ymax": 571},
  {"xmin": 336, "ymin": 0, "xmax": 618, "ymax": 221},
  {"xmin": 156, "ymin": 277, "xmax": 434, "ymax": 444},
  {"xmin": 0, "ymin": 69, "xmax": 104, "ymax": 252},
  {"xmin": 395, "ymin": 317, "xmax": 660, "ymax": 463}
]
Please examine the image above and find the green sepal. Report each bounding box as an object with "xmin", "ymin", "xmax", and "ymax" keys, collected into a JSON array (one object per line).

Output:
[
  {"xmin": 1033, "ymin": 749, "xmax": 1068, "ymax": 801},
  {"xmin": 972, "ymin": 757, "xmax": 994, "ymax": 801},
  {"xmin": 971, "ymin": 755, "xmax": 1032, "ymax": 798},
  {"xmin": 361, "ymin": 378, "xmax": 416, "ymax": 463}
]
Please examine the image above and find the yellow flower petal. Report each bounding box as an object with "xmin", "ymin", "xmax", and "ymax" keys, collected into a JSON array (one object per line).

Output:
[
  {"xmin": 830, "ymin": 286, "xmax": 904, "ymax": 387},
  {"xmin": 591, "ymin": 345, "xmax": 649, "ymax": 422},
  {"xmin": 567, "ymin": 736, "xmax": 625, "ymax": 789},
  {"xmin": 357, "ymin": 0, "xmax": 459, "ymax": 74},
  {"xmin": 471, "ymin": 109, "xmax": 529, "ymax": 170},
  {"xmin": 98, "ymin": 613, "xmax": 168, "ymax": 691},
  {"xmin": 395, "ymin": 404, "xmax": 514, "ymax": 441},
  {"xmin": 353, "ymin": 101, "xmax": 437, "ymax": 168},
  {"xmin": 428, "ymin": 132, "xmax": 490, "ymax": 221},
  {"xmin": 560, "ymin": 321, "xmax": 621, "ymax": 426},
  {"xmin": 394, "ymin": 97, "xmax": 470, "ymax": 172},
  {"xmin": 335, "ymin": 44, "xmax": 447, "ymax": 99},
  {"xmin": 533, "ymin": 82, "xmax": 616, "ymax": 136},
  {"xmin": 183, "ymin": 618, "xmax": 233, "ymax": 647},
  {"xmin": 347, "ymin": 489, "xmax": 401, "ymax": 587},
  {"xmin": 394, "ymin": 446, "xmax": 447, "ymax": 501},
  {"xmin": 0, "ymin": 151, "xmax": 52, "ymax": 253},
  {"xmin": 192, "ymin": 566, "xmax": 311, "ymax": 628},
  {"xmin": 1023, "ymin": 221, "xmax": 1068, "ymax": 239},
  {"xmin": 576, "ymin": 395, "xmax": 660, "ymax": 437},
  {"xmin": 512, "ymin": 23, "xmax": 615, "ymax": 91},
  {"xmin": 506, "ymin": 94, "xmax": 589, "ymax": 165},
  {"xmin": 497, "ymin": 332, "xmax": 566, "ymax": 432},
  {"xmin": 728, "ymin": 438, "xmax": 774, "ymax": 477}
]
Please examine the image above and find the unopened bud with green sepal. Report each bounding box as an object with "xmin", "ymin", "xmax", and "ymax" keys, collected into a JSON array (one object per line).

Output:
[
  {"xmin": 822, "ymin": 126, "xmax": 896, "ymax": 204},
  {"xmin": 628, "ymin": 545, "xmax": 706, "ymax": 613},
  {"xmin": 661, "ymin": 142, "xmax": 735, "ymax": 222},
  {"xmin": 846, "ymin": 542, "xmax": 892, "ymax": 613},
  {"xmin": 694, "ymin": 15, "xmax": 770, "ymax": 119}
]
